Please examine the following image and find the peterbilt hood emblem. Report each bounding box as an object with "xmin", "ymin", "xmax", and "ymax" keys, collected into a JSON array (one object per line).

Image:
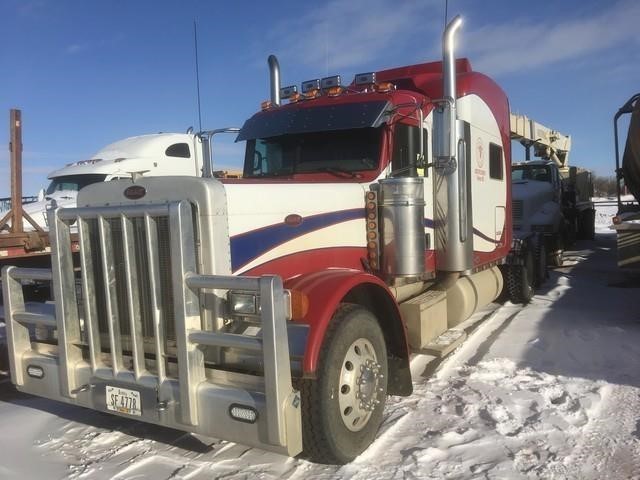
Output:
[{"xmin": 124, "ymin": 185, "xmax": 147, "ymax": 200}]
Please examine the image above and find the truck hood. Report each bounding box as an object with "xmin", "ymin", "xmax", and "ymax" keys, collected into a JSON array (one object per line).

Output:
[
  {"xmin": 0, "ymin": 190, "xmax": 78, "ymax": 232},
  {"xmin": 76, "ymin": 176, "xmax": 368, "ymax": 278},
  {"xmin": 48, "ymin": 156, "xmax": 168, "ymax": 178},
  {"xmin": 511, "ymin": 180, "xmax": 553, "ymax": 203}
]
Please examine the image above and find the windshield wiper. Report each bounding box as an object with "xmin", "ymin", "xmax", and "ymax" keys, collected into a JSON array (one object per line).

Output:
[
  {"xmin": 248, "ymin": 168, "xmax": 293, "ymax": 178},
  {"xmin": 304, "ymin": 166, "xmax": 357, "ymax": 178}
]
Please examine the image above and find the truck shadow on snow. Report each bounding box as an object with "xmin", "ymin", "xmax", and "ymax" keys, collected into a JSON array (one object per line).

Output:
[
  {"xmin": 0, "ymin": 382, "xmax": 215, "ymax": 453},
  {"xmin": 494, "ymin": 231, "xmax": 640, "ymax": 388}
]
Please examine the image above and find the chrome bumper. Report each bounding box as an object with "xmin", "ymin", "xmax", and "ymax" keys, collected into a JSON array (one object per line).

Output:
[{"xmin": 1, "ymin": 201, "xmax": 302, "ymax": 456}]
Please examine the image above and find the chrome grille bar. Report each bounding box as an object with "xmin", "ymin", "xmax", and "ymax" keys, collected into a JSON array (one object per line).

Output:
[
  {"xmin": 144, "ymin": 213, "xmax": 166, "ymax": 383},
  {"xmin": 78, "ymin": 217, "xmax": 101, "ymax": 372},
  {"xmin": 49, "ymin": 208, "xmax": 83, "ymax": 398},
  {"xmin": 170, "ymin": 201, "xmax": 203, "ymax": 426},
  {"xmin": 98, "ymin": 215, "xmax": 124, "ymax": 374},
  {"xmin": 121, "ymin": 214, "xmax": 146, "ymax": 379}
]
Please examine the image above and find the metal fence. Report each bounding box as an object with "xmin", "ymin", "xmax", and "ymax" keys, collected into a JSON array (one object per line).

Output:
[{"xmin": 0, "ymin": 196, "xmax": 39, "ymax": 212}]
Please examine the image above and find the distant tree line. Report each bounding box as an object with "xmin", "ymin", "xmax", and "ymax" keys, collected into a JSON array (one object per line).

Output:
[{"xmin": 592, "ymin": 175, "xmax": 617, "ymax": 197}]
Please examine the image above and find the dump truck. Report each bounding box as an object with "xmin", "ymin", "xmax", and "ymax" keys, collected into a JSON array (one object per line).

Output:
[
  {"xmin": 612, "ymin": 93, "xmax": 640, "ymax": 268},
  {"xmin": 4, "ymin": 16, "xmax": 524, "ymax": 463}
]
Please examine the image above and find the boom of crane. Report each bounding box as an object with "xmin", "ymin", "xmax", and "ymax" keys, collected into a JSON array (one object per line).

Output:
[{"xmin": 510, "ymin": 113, "xmax": 571, "ymax": 168}]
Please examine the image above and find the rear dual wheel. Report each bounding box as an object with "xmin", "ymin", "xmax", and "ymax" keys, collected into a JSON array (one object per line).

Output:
[
  {"xmin": 300, "ymin": 304, "xmax": 388, "ymax": 464},
  {"xmin": 533, "ymin": 236, "xmax": 547, "ymax": 287}
]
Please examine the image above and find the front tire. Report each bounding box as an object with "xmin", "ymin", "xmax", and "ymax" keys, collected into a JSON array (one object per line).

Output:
[
  {"xmin": 505, "ymin": 247, "xmax": 535, "ymax": 304},
  {"xmin": 300, "ymin": 304, "xmax": 388, "ymax": 464}
]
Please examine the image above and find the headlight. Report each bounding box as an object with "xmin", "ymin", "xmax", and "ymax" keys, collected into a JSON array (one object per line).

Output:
[
  {"xmin": 227, "ymin": 289, "xmax": 307, "ymax": 320},
  {"xmin": 228, "ymin": 292, "xmax": 260, "ymax": 316}
]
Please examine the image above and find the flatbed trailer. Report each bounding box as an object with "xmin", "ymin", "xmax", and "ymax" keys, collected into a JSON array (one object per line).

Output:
[{"xmin": 0, "ymin": 109, "xmax": 80, "ymax": 262}]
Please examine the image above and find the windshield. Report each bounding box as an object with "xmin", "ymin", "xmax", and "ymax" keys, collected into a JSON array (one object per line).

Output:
[
  {"xmin": 511, "ymin": 165, "xmax": 551, "ymax": 182},
  {"xmin": 243, "ymin": 128, "xmax": 381, "ymax": 177},
  {"xmin": 46, "ymin": 174, "xmax": 108, "ymax": 195}
]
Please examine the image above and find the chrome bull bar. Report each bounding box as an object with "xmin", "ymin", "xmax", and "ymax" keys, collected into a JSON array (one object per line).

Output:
[{"xmin": 2, "ymin": 200, "xmax": 302, "ymax": 456}]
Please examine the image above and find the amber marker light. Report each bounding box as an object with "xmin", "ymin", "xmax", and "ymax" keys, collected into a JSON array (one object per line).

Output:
[
  {"xmin": 304, "ymin": 89, "xmax": 321, "ymax": 99},
  {"xmin": 288, "ymin": 290, "xmax": 309, "ymax": 320},
  {"xmin": 261, "ymin": 100, "xmax": 273, "ymax": 111},
  {"xmin": 375, "ymin": 81, "xmax": 395, "ymax": 93},
  {"xmin": 327, "ymin": 86, "xmax": 344, "ymax": 97}
]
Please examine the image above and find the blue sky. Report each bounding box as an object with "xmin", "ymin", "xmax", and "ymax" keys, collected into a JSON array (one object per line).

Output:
[{"xmin": 1, "ymin": 0, "xmax": 639, "ymax": 197}]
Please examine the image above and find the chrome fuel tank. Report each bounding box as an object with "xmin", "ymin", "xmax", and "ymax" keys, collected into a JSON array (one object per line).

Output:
[{"xmin": 379, "ymin": 177, "xmax": 426, "ymax": 278}]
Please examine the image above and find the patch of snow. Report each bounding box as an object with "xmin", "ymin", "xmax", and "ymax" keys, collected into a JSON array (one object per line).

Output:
[{"xmin": 1, "ymin": 208, "xmax": 640, "ymax": 478}]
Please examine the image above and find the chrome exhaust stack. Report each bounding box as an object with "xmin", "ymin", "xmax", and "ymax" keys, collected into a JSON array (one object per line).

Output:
[
  {"xmin": 268, "ymin": 55, "xmax": 281, "ymax": 107},
  {"xmin": 433, "ymin": 15, "xmax": 473, "ymax": 273},
  {"xmin": 441, "ymin": 15, "xmax": 462, "ymax": 157}
]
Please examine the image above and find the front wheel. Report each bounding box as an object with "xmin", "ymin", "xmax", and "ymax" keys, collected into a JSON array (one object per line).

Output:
[
  {"xmin": 505, "ymin": 247, "xmax": 535, "ymax": 304},
  {"xmin": 300, "ymin": 304, "xmax": 388, "ymax": 464}
]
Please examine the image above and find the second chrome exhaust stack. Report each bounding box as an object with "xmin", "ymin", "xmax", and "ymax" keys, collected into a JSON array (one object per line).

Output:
[{"xmin": 268, "ymin": 55, "xmax": 281, "ymax": 107}]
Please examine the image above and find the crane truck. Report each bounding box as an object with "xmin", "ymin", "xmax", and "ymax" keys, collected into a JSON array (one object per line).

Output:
[
  {"xmin": 612, "ymin": 93, "xmax": 640, "ymax": 268},
  {"xmin": 4, "ymin": 16, "xmax": 520, "ymax": 463},
  {"xmin": 504, "ymin": 114, "xmax": 595, "ymax": 302}
]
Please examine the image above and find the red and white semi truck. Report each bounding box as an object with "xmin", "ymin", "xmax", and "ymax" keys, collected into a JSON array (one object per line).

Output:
[{"xmin": 3, "ymin": 17, "xmax": 516, "ymax": 463}]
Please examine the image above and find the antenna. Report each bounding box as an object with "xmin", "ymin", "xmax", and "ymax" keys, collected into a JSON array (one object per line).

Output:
[
  {"xmin": 194, "ymin": 20, "xmax": 203, "ymax": 132},
  {"xmin": 444, "ymin": 0, "xmax": 449, "ymax": 29}
]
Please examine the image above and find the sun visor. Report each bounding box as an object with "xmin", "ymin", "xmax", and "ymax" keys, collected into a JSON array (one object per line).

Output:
[{"xmin": 236, "ymin": 100, "xmax": 390, "ymax": 142}]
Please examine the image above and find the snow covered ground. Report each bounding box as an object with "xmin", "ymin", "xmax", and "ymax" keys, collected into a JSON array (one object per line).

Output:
[{"xmin": 0, "ymin": 204, "xmax": 639, "ymax": 479}]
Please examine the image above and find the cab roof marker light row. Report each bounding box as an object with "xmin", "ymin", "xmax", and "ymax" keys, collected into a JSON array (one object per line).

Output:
[
  {"xmin": 355, "ymin": 72, "xmax": 376, "ymax": 86},
  {"xmin": 302, "ymin": 79, "xmax": 321, "ymax": 94},
  {"xmin": 320, "ymin": 75, "xmax": 341, "ymax": 90},
  {"xmin": 280, "ymin": 85, "xmax": 298, "ymax": 99}
]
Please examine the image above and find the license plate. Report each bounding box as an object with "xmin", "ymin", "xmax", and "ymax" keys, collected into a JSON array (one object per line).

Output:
[{"xmin": 106, "ymin": 385, "xmax": 142, "ymax": 416}]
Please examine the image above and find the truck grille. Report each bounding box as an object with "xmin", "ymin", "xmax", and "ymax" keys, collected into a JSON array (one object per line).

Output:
[
  {"xmin": 84, "ymin": 216, "xmax": 176, "ymax": 370},
  {"xmin": 55, "ymin": 201, "xmax": 199, "ymax": 380},
  {"xmin": 512, "ymin": 200, "xmax": 523, "ymax": 220}
]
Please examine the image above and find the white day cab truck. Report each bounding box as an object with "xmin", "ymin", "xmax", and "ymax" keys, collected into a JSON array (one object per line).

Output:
[
  {"xmin": 2, "ymin": 129, "xmax": 240, "ymax": 233},
  {"xmin": 612, "ymin": 93, "xmax": 640, "ymax": 268},
  {"xmin": 4, "ymin": 17, "xmax": 533, "ymax": 463}
]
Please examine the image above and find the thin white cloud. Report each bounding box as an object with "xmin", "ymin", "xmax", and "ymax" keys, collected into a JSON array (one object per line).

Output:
[
  {"xmin": 265, "ymin": 0, "xmax": 441, "ymax": 71},
  {"xmin": 463, "ymin": 0, "xmax": 640, "ymax": 76},
  {"xmin": 64, "ymin": 33, "xmax": 125, "ymax": 55},
  {"xmin": 66, "ymin": 43, "xmax": 90, "ymax": 55}
]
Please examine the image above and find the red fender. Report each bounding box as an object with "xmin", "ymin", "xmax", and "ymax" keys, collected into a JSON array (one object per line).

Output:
[{"xmin": 285, "ymin": 268, "xmax": 409, "ymax": 377}]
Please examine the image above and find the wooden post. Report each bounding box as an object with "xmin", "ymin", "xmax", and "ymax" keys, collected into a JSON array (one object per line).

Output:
[{"xmin": 10, "ymin": 109, "xmax": 22, "ymax": 234}]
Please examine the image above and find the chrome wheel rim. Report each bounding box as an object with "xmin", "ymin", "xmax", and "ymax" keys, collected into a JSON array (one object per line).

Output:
[{"xmin": 338, "ymin": 337, "xmax": 384, "ymax": 432}]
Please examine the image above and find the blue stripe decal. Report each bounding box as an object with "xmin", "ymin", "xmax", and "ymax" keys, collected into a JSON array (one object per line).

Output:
[
  {"xmin": 231, "ymin": 208, "xmax": 364, "ymax": 271},
  {"xmin": 424, "ymin": 218, "xmax": 499, "ymax": 244}
]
